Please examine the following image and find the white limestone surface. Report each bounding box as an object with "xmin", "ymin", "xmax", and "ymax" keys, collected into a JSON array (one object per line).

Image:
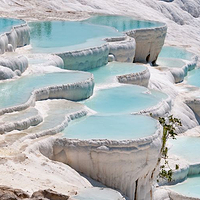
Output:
[
  {"xmin": 185, "ymin": 98, "xmax": 200, "ymax": 118},
  {"xmin": 0, "ymin": 55, "xmax": 28, "ymax": 73},
  {"xmin": 0, "ymin": 65, "xmax": 15, "ymax": 80},
  {"xmin": 57, "ymin": 44, "xmax": 109, "ymax": 71},
  {"xmin": 117, "ymin": 66, "xmax": 150, "ymax": 87},
  {"xmin": 69, "ymin": 187, "xmax": 126, "ymax": 200},
  {"xmin": 51, "ymin": 127, "xmax": 162, "ymax": 200},
  {"xmin": 27, "ymin": 54, "xmax": 64, "ymax": 69},
  {"xmin": 57, "ymin": 35, "xmax": 136, "ymax": 71},
  {"xmin": 126, "ymin": 25, "xmax": 167, "ymax": 64},
  {"xmin": 0, "ymin": 107, "xmax": 42, "ymax": 134},
  {"xmin": 105, "ymin": 36, "xmax": 136, "ymax": 63},
  {"xmin": 0, "ymin": 134, "xmax": 92, "ymax": 196},
  {"xmin": 0, "ymin": 22, "xmax": 30, "ymax": 54},
  {"xmin": 0, "ymin": 1, "xmax": 200, "ymax": 200},
  {"xmin": 169, "ymin": 191, "xmax": 200, "ymax": 200},
  {"xmin": 157, "ymin": 56, "xmax": 198, "ymax": 83},
  {"xmin": 16, "ymin": 100, "xmax": 89, "ymax": 143}
]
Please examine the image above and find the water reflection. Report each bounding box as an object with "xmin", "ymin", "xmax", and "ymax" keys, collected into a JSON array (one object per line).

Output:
[
  {"xmin": 28, "ymin": 20, "xmax": 122, "ymax": 53},
  {"xmin": 30, "ymin": 21, "xmax": 52, "ymax": 39},
  {"xmin": 84, "ymin": 15, "xmax": 162, "ymax": 32}
]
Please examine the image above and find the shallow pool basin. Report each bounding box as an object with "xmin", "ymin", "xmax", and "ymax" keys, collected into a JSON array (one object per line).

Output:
[
  {"xmin": 84, "ymin": 15, "xmax": 163, "ymax": 32},
  {"xmin": 83, "ymin": 85, "xmax": 167, "ymax": 114},
  {"xmin": 169, "ymin": 136, "xmax": 200, "ymax": 164},
  {"xmin": 29, "ymin": 21, "xmax": 122, "ymax": 53},
  {"xmin": 158, "ymin": 46, "xmax": 194, "ymax": 61},
  {"xmin": 0, "ymin": 71, "xmax": 91, "ymax": 110},
  {"xmin": 169, "ymin": 174, "xmax": 200, "ymax": 199},
  {"xmin": 156, "ymin": 57, "xmax": 186, "ymax": 68},
  {"xmin": 23, "ymin": 100, "xmax": 85, "ymax": 134},
  {"xmin": 63, "ymin": 114, "xmax": 157, "ymax": 140},
  {"xmin": 186, "ymin": 68, "xmax": 200, "ymax": 87},
  {"xmin": 88, "ymin": 62, "xmax": 146, "ymax": 85}
]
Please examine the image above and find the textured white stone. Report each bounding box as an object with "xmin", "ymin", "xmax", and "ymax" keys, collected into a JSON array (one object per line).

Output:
[
  {"xmin": 106, "ymin": 36, "xmax": 136, "ymax": 63},
  {"xmin": 51, "ymin": 127, "xmax": 162, "ymax": 200},
  {"xmin": 0, "ymin": 55, "xmax": 28, "ymax": 73},
  {"xmin": 167, "ymin": 56, "xmax": 198, "ymax": 83},
  {"xmin": 134, "ymin": 95, "xmax": 172, "ymax": 119},
  {"xmin": 126, "ymin": 25, "xmax": 167, "ymax": 64},
  {"xmin": 0, "ymin": 108, "xmax": 43, "ymax": 134},
  {"xmin": 0, "ymin": 65, "xmax": 15, "ymax": 80},
  {"xmin": 169, "ymin": 190, "xmax": 200, "ymax": 200},
  {"xmin": 117, "ymin": 66, "xmax": 150, "ymax": 87},
  {"xmin": 153, "ymin": 188, "xmax": 170, "ymax": 200},
  {"xmin": 0, "ymin": 23, "xmax": 30, "ymax": 54},
  {"xmin": 57, "ymin": 44, "xmax": 109, "ymax": 70}
]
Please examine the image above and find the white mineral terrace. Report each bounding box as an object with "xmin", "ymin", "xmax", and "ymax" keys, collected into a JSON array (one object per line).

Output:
[{"xmin": 0, "ymin": 1, "xmax": 200, "ymax": 200}]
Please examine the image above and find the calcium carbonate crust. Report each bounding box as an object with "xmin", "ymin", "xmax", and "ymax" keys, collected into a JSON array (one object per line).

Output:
[
  {"xmin": 126, "ymin": 24, "xmax": 167, "ymax": 64},
  {"xmin": 18, "ymin": 109, "xmax": 88, "ymax": 142},
  {"xmin": 0, "ymin": 75, "xmax": 94, "ymax": 115},
  {"xmin": 0, "ymin": 56, "xmax": 28, "ymax": 72},
  {"xmin": 185, "ymin": 98, "xmax": 200, "ymax": 117},
  {"xmin": 56, "ymin": 44, "xmax": 109, "ymax": 70},
  {"xmin": 105, "ymin": 35, "xmax": 136, "ymax": 62},
  {"xmin": 133, "ymin": 95, "xmax": 172, "ymax": 118},
  {"xmin": 50, "ymin": 126, "xmax": 162, "ymax": 200},
  {"xmin": 117, "ymin": 66, "xmax": 150, "ymax": 87},
  {"xmin": 167, "ymin": 55, "xmax": 198, "ymax": 83},
  {"xmin": 0, "ymin": 21, "xmax": 30, "ymax": 54},
  {"xmin": 55, "ymin": 19, "xmax": 167, "ymax": 70},
  {"xmin": 0, "ymin": 111, "xmax": 42, "ymax": 134},
  {"xmin": 168, "ymin": 190, "xmax": 200, "ymax": 200}
]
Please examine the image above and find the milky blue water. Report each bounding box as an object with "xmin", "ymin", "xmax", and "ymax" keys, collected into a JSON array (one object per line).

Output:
[
  {"xmin": 0, "ymin": 72, "xmax": 90, "ymax": 109},
  {"xmin": 158, "ymin": 46, "xmax": 194, "ymax": 61},
  {"xmin": 29, "ymin": 21, "xmax": 122, "ymax": 53},
  {"xmin": 0, "ymin": 18, "xmax": 25, "ymax": 34},
  {"xmin": 64, "ymin": 114, "xmax": 157, "ymax": 140},
  {"xmin": 169, "ymin": 174, "xmax": 200, "ymax": 198},
  {"xmin": 186, "ymin": 68, "xmax": 200, "ymax": 87},
  {"xmin": 88, "ymin": 62, "xmax": 146, "ymax": 84},
  {"xmin": 169, "ymin": 136, "xmax": 200, "ymax": 163},
  {"xmin": 156, "ymin": 57, "xmax": 185, "ymax": 68},
  {"xmin": 83, "ymin": 85, "xmax": 167, "ymax": 114},
  {"xmin": 84, "ymin": 15, "xmax": 163, "ymax": 32}
]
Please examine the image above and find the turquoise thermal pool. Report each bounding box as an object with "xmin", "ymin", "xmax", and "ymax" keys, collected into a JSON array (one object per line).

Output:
[
  {"xmin": 186, "ymin": 68, "xmax": 200, "ymax": 87},
  {"xmin": 156, "ymin": 57, "xmax": 186, "ymax": 68},
  {"xmin": 0, "ymin": 72, "xmax": 91, "ymax": 109},
  {"xmin": 169, "ymin": 136, "xmax": 200, "ymax": 163},
  {"xmin": 89, "ymin": 62, "xmax": 147, "ymax": 84},
  {"xmin": 64, "ymin": 114, "xmax": 157, "ymax": 140},
  {"xmin": 0, "ymin": 18, "xmax": 25, "ymax": 34},
  {"xmin": 84, "ymin": 15, "xmax": 163, "ymax": 32},
  {"xmin": 29, "ymin": 21, "xmax": 122, "ymax": 53},
  {"xmin": 169, "ymin": 174, "xmax": 200, "ymax": 198},
  {"xmin": 83, "ymin": 85, "xmax": 167, "ymax": 114},
  {"xmin": 158, "ymin": 46, "xmax": 194, "ymax": 61}
]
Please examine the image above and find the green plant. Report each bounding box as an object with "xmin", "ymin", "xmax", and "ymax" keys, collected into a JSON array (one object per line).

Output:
[{"xmin": 158, "ymin": 115, "xmax": 182, "ymax": 182}]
